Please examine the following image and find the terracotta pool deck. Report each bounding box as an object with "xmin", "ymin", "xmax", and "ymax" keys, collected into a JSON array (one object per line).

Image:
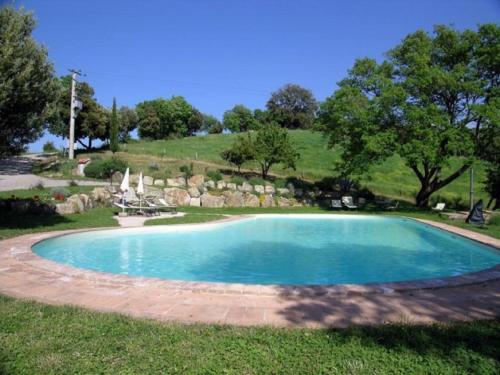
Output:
[{"xmin": 0, "ymin": 218, "xmax": 499, "ymax": 328}]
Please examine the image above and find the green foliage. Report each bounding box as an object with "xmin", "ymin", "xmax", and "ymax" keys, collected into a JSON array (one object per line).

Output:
[
  {"xmin": 202, "ymin": 114, "xmax": 223, "ymax": 134},
  {"xmin": 253, "ymin": 123, "xmax": 300, "ymax": 179},
  {"xmin": 136, "ymin": 96, "xmax": 202, "ymax": 139},
  {"xmin": 320, "ymin": 24, "xmax": 499, "ymax": 207},
  {"xmin": 42, "ymin": 141, "xmax": 58, "ymax": 153},
  {"xmin": 248, "ymin": 177, "xmax": 266, "ymax": 186},
  {"xmin": 230, "ymin": 176, "xmax": 245, "ymax": 185},
  {"xmin": 84, "ymin": 157, "xmax": 127, "ymax": 180},
  {"xmin": 222, "ymin": 104, "xmax": 259, "ymax": 132},
  {"xmin": 118, "ymin": 106, "xmax": 138, "ymax": 142},
  {"xmin": 220, "ymin": 134, "xmax": 255, "ymax": 172},
  {"xmin": 266, "ymin": 84, "xmax": 318, "ymax": 129},
  {"xmin": 148, "ymin": 162, "xmax": 160, "ymax": 171},
  {"xmin": 48, "ymin": 76, "xmax": 109, "ymax": 149},
  {"xmin": 206, "ymin": 170, "xmax": 222, "ymax": 182},
  {"xmin": 0, "ymin": 6, "xmax": 58, "ymax": 157},
  {"xmin": 109, "ymin": 98, "xmax": 119, "ymax": 153},
  {"xmin": 273, "ymin": 178, "xmax": 287, "ymax": 189},
  {"xmin": 179, "ymin": 163, "xmax": 194, "ymax": 181}
]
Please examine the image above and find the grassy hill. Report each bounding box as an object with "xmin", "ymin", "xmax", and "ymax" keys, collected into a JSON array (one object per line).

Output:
[{"xmin": 108, "ymin": 130, "xmax": 487, "ymax": 206}]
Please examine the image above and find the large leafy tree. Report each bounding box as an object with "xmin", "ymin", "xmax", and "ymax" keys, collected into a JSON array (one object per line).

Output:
[
  {"xmin": 136, "ymin": 96, "xmax": 202, "ymax": 139},
  {"xmin": 0, "ymin": 6, "xmax": 58, "ymax": 157},
  {"xmin": 319, "ymin": 24, "xmax": 499, "ymax": 207},
  {"xmin": 223, "ymin": 105, "xmax": 259, "ymax": 133},
  {"xmin": 117, "ymin": 106, "xmax": 138, "ymax": 142},
  {"xmin": 202, "ymin": 114, "xmax": 223, "ymax": 134},
  {"xmin": 252, "ymin": 123, "xmax": 300, "ymax": 179},
  {"xmin": 266, "ymin": 84, "xmax": 318, "ymax": 129},
  {"xmin": 48, "ymin": 76, "xmax": 109, "ymax": 149}
]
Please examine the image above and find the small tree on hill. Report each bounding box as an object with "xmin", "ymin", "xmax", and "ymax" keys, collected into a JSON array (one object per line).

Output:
[
  {"xmin": 221, "ymin": 134, "xmax": 255, "ymax": 173},
  {"xmin": 253, "ymin": 123, "xmax": 300, "ymax": 179},
  {"xmin": 109, "ymin": 98, "xmax": 119, "ymax": 153}
]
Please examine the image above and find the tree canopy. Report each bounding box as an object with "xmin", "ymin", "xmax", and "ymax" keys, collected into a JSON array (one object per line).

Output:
[
  {"xmin": 220, "ymin": 134, "xmax": 254, "ymax": 172},
  {"xmin": 202, "ymin": 114, "xmax": 223, "ymax": 134},
  {"xmin": 319, "ymin": 24, "xmax": 500, "ymax": 207},
  {"xmin": 0, "ymin": 6, "xmax": 58, "ymax": 157},
  {"xmin": 266, "ymin": 84, "xmax": 318, "ymax": 129},
  {"xmin": 117, "ymin": 106, "xmax": 138, "ymax": 142},
  {"xmin": 48, "ymin": 76, "xmax": 109, "ymax": 149},
  {"xmin": 136, "ymin": 96, "xmax": 202, "ymax": 139},
  {"xmin": 223, "ymin": 105, "xmax": 259, "ymax": 133}
]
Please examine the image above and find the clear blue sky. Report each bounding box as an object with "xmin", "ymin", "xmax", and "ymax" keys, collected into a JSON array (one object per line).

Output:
[{"xmin": 11, "ymin": 0, "xmax": 500, "ymax": 151}]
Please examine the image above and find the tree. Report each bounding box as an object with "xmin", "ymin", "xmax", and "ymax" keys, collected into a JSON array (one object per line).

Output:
[
  {"xmin": 252, "ymin": 123, "xmax": 299, "ymax": 179},
  {"xmin": 0, "ymin": 6, "xmax": 58, "ymax": 157},
  {"xmin": 319, "ymin": 24, "xmax": 500, "ymax": 207},
  {"xmin": 220, "ymin": 134, "xmax": 254, "ymax": 172},
  {"xmin": 109, "ymin": 98, "xmax": 119, "ymax": 153},
  {"xmin": 118, "ymin": 106, "xmax": 138, "ymax": 142},
  {"xmin": 202, "ymin": 114, "xmax": 223, "ymax": 134},
  {"xmin": 266, "ymin": 84, "xmax": 318, "ymax": 129},
  {"xmin": 136, "ymin": 96, "xmax": 201, "ymax": 139},
  {"xmin": 48, "ymin": 76, "xmax": 109, "ymax": 149},
  {"xmin": 222, "ymin": 105, "xmax": 258, "ymax": 132}
]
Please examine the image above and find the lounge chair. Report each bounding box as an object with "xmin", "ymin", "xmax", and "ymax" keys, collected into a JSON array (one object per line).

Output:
[
  {"xmin": 331, "ymin": 199, "xmax": 342, "ymax": 209},
  {"xmin": 144, "ymin": 197, "xmax": 177, "ymax": 213},
  {"xmin": 113, "ymin": 201, "xmax": 159, "ymax": 215},
  {"xmin": 341, "ymin": 196, "xmax": 357, "ymax": 209},
  {"xmin": 432, "ymin": 202, "xmax": 446, "ymax": 212},
  {"xmin": 386, "ymin": 201, "xmax": 399, "ymax": 211}
]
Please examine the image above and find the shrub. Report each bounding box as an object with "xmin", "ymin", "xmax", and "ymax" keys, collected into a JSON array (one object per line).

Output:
[
  {"xmin": 231, "ymin": 176, "xmax": 245, "ymax": 185},
  {"xmin": 248, "ymin": 177, "xmax": 266, "ymax": 186},
  {"xmin": 32, "ymin": 182, "xmax": 44, "ymax": 190},
  {"xmin": 206, "ymin": 170, "xmax": 222, "ymax": 182},
  {"xmin": 50, "ymin": 187, "xmax": 70, "ymax": 200},
  {"xmin": 84, "ymin": 157, "xmax": 128, "ymax": 180},
  {"xmin": 148, "ymin": 162, "xmax": 160, "ymax": 171},
  {"xmin": 164, "ymin": 168, "xmax": 172, "ymax": 178},
  {"xmin": 42, "ymin": 141, "xmax": 58, "ymax": 153},
  {"xmin": 68, "ymin": 180, "xmax": 78, "ymax": 187},
  {"xmin": 273, "ymin": 179, "xmax": 287, "ymax": 188},
  {"xmin": 179, "ymin": 163, "xmax": 194, "ymax": 180}
]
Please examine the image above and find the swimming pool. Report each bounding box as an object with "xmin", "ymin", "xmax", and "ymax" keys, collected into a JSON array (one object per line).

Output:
[{"xmin": 32, "ymin": 215, "xmax": 500, "ymax": 285}]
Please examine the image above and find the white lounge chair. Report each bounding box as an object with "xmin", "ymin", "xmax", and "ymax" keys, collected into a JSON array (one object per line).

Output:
[
  {"xmin": 432, "ymin": 202, "xmax": 446, "ymax": 211},
  {"xmin": 144, "ymin": 197, "xmax": 177, "ymax": 213},
  {"xmin": 341, "ymin": 196, "xmax": 357, "ymax": 209},
  {"xmin": 331, "ymin": 199, "xmax": 342, "ymax": 209}
]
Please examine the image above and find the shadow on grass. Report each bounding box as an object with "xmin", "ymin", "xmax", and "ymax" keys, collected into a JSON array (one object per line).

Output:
[{"xmin": 0, "ymin": 212, "xmax": 72, "ymax": 230}]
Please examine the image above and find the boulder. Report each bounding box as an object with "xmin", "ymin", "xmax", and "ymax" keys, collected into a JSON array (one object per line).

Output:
[
  {"xmin": 265, "ymin": 185, "xmax": 275, "ymax": 194},
  {"xmin": 111, "ymin": 171, "xmax": 123, "ymax": 183},
  {"xmin": 226, "ymin": 183, "xmax": 237, "ymax": 190},
  {"xmin": 254, "ymin": 185, "xmax": 265, "ymax": 194},
  {"xmin": 201, "ymin": 193, "xmax": 225, "ymax": 208},
  {"xmin": 204, "ymin": 180, "xmax": 215, "ymax": 189},
  {"xmin": 277, "ymin": 196, "xmax": 291, "ymax": 207},
  {"xmin": 78, "ymin": 194, "xmax": 93, "ymax": 210},
  {"xmin": 243, "ymin": 193, "xmax": 260, "ymax": 207},
  {"xmin": 90, "ymin": 187, "xmax": 112, "ymax": 204},
  {"xmin": 294, "ymin": 188, "xmax": 304, "ymax": 197},
  {"xmin": 277, "ymin": 188, "xmax": 290, "ymax": 195},
  {"xmin": 55, "ymin": 202, "xmax": 76, "ymax": 215},
  {"xmin": 129, "ymin": 174, "xmax": 140, "ymax": 185},
  {"xmin": 238, "ymin": 182, "xmax": 253, "ymax": 192},
  {"xmin": 261, "ymin": 194, "xmax": 275, "ymax": 208},
  {"xmin": 286, "ymin": 182, "xmax": 295, "ymax": 195},
  {"xmin": 187, "ymin": 175, "xmax": 204, "ymax": 187},
  {"xmin": 223, "ymin": 191, "xmax": 244, "ymax": 207},
  {"xmin": 67, "ymin": 194, "xmax": 84, "ymax": 213},
  {"xmin": 154, "ymin": 179, "xmax": 165, "ymax": 187},
  {"xmin": 189, "ymin": 197, "xmax": 201, "ymax": 207},
  {"xmin": 143, "ymin": 176, "xmax": 154, "ymax": 186},
  {"xmin": 163, "ymin": 188, "xmax": 191, "ymax": 206},
  {"xmin": 166, "ymin": 177, "xmax": 186, "ymax": 187},
  {"xmin": 188, "ymin": 186, "xmax": 200, "ymax": 198},
  {"xmin": 216, "ymin": 180, "xmax": 226, "ymax": 190}
]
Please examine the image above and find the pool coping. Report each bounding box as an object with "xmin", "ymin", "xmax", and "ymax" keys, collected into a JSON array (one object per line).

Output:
[{"xmin": 1, "ymin": 214, "xmax": 499, "ymax": 299}]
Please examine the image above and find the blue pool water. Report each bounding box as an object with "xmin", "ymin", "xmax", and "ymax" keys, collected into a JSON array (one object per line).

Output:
[{"xmin": 33, "ymin": 215, "xmax": 500, "ymax": 285}]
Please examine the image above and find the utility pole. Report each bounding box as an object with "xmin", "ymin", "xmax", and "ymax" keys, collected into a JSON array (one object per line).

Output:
[
  {"xmin": 68, "ymin": 69, "xmax": 82, "ymax": 159},
  {"xmin": 469, "ymin": 167, "xmax": 474, "ymax": 211}
]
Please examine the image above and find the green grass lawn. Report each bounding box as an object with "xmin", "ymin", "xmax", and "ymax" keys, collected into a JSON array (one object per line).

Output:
[
  {"xmin": 0, "ymin": 295, "xmax": 498, "ymax": 374},
  {"xmin": 119, "ymin": 130, "xmax": 488, "ymax": 205},
  {"xmin": 144, "ymin": 213, "xmax": 226, "ymax": 226}
]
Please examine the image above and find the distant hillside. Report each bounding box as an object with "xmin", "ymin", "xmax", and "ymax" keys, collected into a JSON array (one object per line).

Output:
[{"xmin": 119, "ymin": 130, "xmax": 487, "ymax": 205}]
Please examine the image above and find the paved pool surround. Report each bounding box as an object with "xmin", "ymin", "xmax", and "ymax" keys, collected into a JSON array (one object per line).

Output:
[{"xmin": 0, "ymin": 215, "xmax": 499, "ymax": 328}]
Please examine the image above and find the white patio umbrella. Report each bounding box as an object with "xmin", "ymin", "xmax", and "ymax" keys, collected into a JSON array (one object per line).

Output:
[
  {"xmin": 137, "ymin": 172, "xmax": 144, "ymax": 213},
  {"xmin": 119, "ymin": 168, "xmax": 130, "ymax": 213}
]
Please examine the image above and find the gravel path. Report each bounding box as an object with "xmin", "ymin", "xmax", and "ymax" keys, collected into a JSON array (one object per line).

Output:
[{"xmin": 0, "ymin": 156, "xmax": 107, "ymax": 192}]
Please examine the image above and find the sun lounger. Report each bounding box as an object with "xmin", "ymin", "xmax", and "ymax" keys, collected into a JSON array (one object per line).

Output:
[
  {"xmin": 144, "ymin": 198, "xmax": 177, "ymax": 213},
  {"xmin": 331, "ymin": 199, "xmax": 342, "ymax": 209},
  {"xmin": 341, "ymin": 196, "xmax": 357, "ymax": 209},
  {"xmin": 113, "ymin": 201, "xmax": 159, "ymax": 215},
  {"xmin": 386, "ymin": 201, "xmax": 399, "ymax": 211},
  {"xmin": 432, "ymin": 202, "xmax": 446, "ymax": 211}
]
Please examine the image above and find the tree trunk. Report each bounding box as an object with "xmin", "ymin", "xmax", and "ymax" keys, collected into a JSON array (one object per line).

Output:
[{"xmin": 415, "ymin": 183, "xmax": 433, "ymax": 208}]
